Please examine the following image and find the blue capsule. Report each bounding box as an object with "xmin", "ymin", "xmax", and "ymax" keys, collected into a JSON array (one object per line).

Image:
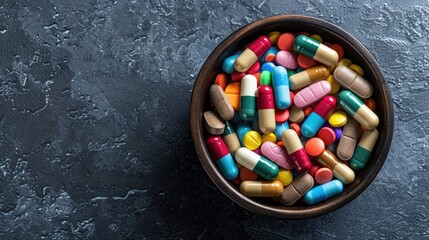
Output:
[
  {"xmin": 272, "ymin": 66, "xmax": 291, "ymax": 109},
  {"xmin": 236, "ymin": 123, "xmax": 252, "ymax": 147},
  {"xmin": 304, "ymin": 180, "xmax": 343, "ymax": 205},
  {"xmin": 261, "ymin": 62, "xmax": 276, "ymax": 72},
  {"xmin": 274, "ymin": 121, "xmax": 289, "ymax": 140},
  {"xmin": 222, "ymin": 51, "xmax": 242, "ymax": 74}
]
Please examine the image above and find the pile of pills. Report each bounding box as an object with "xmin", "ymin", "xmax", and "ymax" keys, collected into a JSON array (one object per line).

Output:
[{"xmin": 204, "ymin": 31, "xmax": 379, "ymax": 206}]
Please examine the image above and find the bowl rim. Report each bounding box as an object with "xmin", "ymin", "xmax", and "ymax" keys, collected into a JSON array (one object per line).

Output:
[{"xmin": 190, "ymin": 14, "xmax": 394, "ymax": 219}]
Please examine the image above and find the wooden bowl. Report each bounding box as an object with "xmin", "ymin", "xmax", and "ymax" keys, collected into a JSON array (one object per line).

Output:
[{"xmin": 189, "ymin": 15, "xmax": 394, "ymax": 219}]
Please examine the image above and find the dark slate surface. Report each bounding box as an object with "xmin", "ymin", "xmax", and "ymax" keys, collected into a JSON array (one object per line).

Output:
[{"xmin": 0, "ymin": 0, "xmax": 428, "ymax": 239}]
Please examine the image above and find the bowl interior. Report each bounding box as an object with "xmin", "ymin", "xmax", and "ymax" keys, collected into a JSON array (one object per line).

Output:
[{"xmin": 190, "ymin": 15, "xmax": 394, "ymax": 219}]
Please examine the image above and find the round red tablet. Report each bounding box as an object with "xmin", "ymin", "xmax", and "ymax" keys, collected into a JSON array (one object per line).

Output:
[
  {"xmin": 305, "ymin": 138, "xmax": 325, "ymax": 157},
  {"xmin": 275, "ymin": 108, "xmax": 289, "ymax": 123},
  {"xmin": 329, "ymin": 44, "xmax": 344, "ymax": 60},
  {"xmin": 277, "ymin": 33, "xmax": 295, "ymax": 51},
  {"xmin": 297, "ymin": 53, "xmax": 317, "ymax": 69},
  {"xmin": 315, "ymin": 167, "xmax": 333, "ymax": 184},
  {"xmin": 318, "ymin": 127, "xmax": 336, "ymax": 145},
  {"xmin": 289, "ymin": 123, "xmax": 301, "ymax": 137}
]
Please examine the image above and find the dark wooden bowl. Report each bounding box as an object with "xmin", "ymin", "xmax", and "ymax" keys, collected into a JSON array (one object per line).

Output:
[{"xmin": 189, "ymin": 15, "xmax": 394, "ymax": 219}]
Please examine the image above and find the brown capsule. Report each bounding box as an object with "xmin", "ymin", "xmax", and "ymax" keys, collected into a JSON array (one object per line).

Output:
[
  {"xmin": 316, "ymin": 150, "xmax": 355, "ymax": 185},
  {"xmin": 280, "ymin": 173, "xmax": 314, "ymax": 206}
]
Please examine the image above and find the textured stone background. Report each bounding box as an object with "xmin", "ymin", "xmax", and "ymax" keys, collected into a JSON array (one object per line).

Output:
[{"xmin": 0, "ymin": 0, "xmax": 428, "ymax": 239}]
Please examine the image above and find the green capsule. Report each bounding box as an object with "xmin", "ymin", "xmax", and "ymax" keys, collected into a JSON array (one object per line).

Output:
[
  {"xmin": 294, "ymin": 35, "xmax": 338, "ymax": 66},
  {"xmin": 350, "ymin": 129, "xmax": 379, "ymax": 170},
  {"xmin": 338, "ymin": 90, "xmax": 379, "ymax": 130}
]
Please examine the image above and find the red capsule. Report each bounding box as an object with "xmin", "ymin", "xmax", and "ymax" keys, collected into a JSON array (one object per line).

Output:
[
  {"xmin": 257, "ymin": 86, "xmax": 276, "ymax": 134},
  {"xmin": 313, "ymin": 96, "xmax": 337, "ymax": 118}
]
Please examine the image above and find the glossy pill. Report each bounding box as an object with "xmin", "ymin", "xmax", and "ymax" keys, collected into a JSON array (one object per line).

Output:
[
  {"xmin": 235, "ymin": 36, "xmax": 271, "ymax": 72},
  {"xmin": 240, "ymin": 180, "xmax": 283, "ymax": 197},
  {"xmin": 224, "ymin": 82, "xmax": 241, "ymax": 111},
  {"xmin": 222, "ymin": 121, "xmax": 241, "ymax": 155},
  {"xmin": 315, "ymin": 167, "xmax": 334, "ymax": 184},
  {"xmin": 243, "ymin": 130, "xmax": 262, "ymax": 150},
  {"xmin": 328, "ymin": 111, "xmax": 347, "ymax": 127},
  {"xmin": 339, "ymin": 90, "xmax": 379, "ymax": 130},
  {"xmin": 317, "ymin": 127, "xmax": 336, "ymax": 145},
  {"xmin": 304, "ymin": 180, "xmax": 343, "ymax": 205},
  {"xmin": 272, "ymin": 66, "xmax": 291, "ymax": 109},
  {"xmin": 275, "ymin": 50, "xmax": 298, "ymax": 69},
  {"xmin": 257, "ymin": 86, "xmax": 276, "ymax": 133},
  {"xmin": 204, "ymin": 111, "xmax": 225, "ymax": 135},
  {"xmin": 260, "ymin": 70, "xmax": 271, "ymax": 85},
  {"xmin": 236, "ymin": 123, "xmax": 252, "ymax": 146},
  {"xmin": 301, "ymin": 96, "xmax": 337, "ymax": 138},
  {"xmin": 235, "ymin": 147, "xmax": 279, "ymax": 180},
  {"xmin": 262, "ymin": 133, "xmax": 277, "ymax": 143},
  {"xmin": 274, "ymin": 121, "xmax": 289, "ymax": 140},
  {"xmin": 282, "ymin": 129, "xmax": 311, "ymax": 173},
  {"xmin": 294, "ymin": 35, "xmax": 339, "ymax": 66},
  {"xmin": 350, "ymin": 129, "xmax": 379, "ymax": 170},
  {"xmin": 280, "ymin": 173, "xmax": 314, "ymax": 206},
  {"xmin": 294, "ymin": 81, "xmax": 331, "ymax": 108},
  {"xmin": 334, "ymin": 66, "xmax": 373, "ymax": 98},
  {"xmin": 210, "ymin": 84, "xmax": 234, "ymax": 121},
  {"xmin": 337, "ymin": 117, "xmax": 361, "ymax": 161},
  {"xmin": 289, "ymin": 66, "xmax": 330, "ymax": 90},
  {"xmin": 222, "ymin": 51, "xmax": 242, "ymax": 74},
  {"xmin": 206, "ymin": 136, "xmax": 239, "ymax": 180},
  {"xmin": 240, "ymin": 75, "xmax": 258, "ymax": 121},
  {"xmin": 260, "ymin": 141, "xmax": 293, "ymax": 170},
  {"xmin": 305, "ymin": 137, "xmax": 325, "ymax": 157},
  {"xmin": 275, "ymin": 169, "xmax": 293, "ymax": 186},
  {"xmin": 316, "ymin": 150, "xmax": 355, "ymax": 184}
]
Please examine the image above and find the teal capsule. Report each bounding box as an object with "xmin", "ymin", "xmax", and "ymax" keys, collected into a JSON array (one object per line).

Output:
[
  {"xmin": 240, "ymin": 75, "xmax": 257, "ymax": 121},
  {"xmin": 338, "ymin": 90, "xmax": 379, "ymax": 130},
  {"xmin": 350, "ymin": 129, "xmax": 379, "ymax": 170},
  {"xmin": 304, "ymin": 180, "xmax": 343, "ymax": 205},
  {"xmin": 222, "ymin": 51, "xmax": 242, "ymax": 74},
  {"xmin": 294, "ymin": 35, "xmax": 338, "ymax": 66}
]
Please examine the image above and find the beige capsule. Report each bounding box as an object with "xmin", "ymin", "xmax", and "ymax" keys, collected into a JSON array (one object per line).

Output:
[
  {"xmin": 314, "ymin": 44, "xmax": 339, "ymax": 66},
  {"xmin": 203, "ymin": 111, "xmax": 225, "ymax": 135},
  {"xmin": 334, "ymin": 66, "xmax": 373, "ymax": 99},
  {"xmin": 210, "ymin": 84, "xmax": 234, "ymax": 121},
  {"xmin": 316, "ymin": 150, "xmax": 355, "ymax": 185},
  {"xmin": 289, "ymin": 66, "xmax": 330, "ymax": 90},
  {"xmin": 289, "ymin": 105, "xmax": 305, "ymax": 123},
  {"xmin": 337, "ymin": 117, "xmax": 361, "ymax": 161},
  {"xmin": 280, "ymin": 173, "xmax": 314, "ymax": 206},
  {"xmin": 240, "ymin": 180, "xmax": 284, "ymax": 197},
  {"xmin": 259, "ymin": 109, "xmax": 276, "ymax": 133}
]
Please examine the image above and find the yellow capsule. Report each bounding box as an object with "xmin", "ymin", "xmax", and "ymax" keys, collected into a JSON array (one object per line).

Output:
[
  {"xmin": 310, "ymin": 34, "xmax": 323, "ymax": 43},
  {"xmin": 262, "ymin": 133, "xmax": 277, "ymax": 143},
  {"xmin": 275, "ymin": 169, "xmax": 293, "ymax": 186},
  {"xmin": 348, "ymin": 64, "xmax": 364, "ymax": 76},
  {"xmin": 327, "ymin": 75, "xmax": 341, "ymax": 94},
  {"xmin": 243, "ymin": 130, "xmax": 262, "ymax": 150},
  {"xmin": 328, "ymin": 111, "xmax": 348, "ymax": 127},
  {"xmin": 240, "ymin": 180, "xmax": 284, "ymax": 197}
]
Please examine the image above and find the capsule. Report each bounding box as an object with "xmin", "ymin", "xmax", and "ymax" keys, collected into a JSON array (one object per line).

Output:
[
  {"xmin": 274, "ymin": 121, "xmax": 289, "ymax": 140},
  {"xmin": 236, "ymin": 123, "xmax": 252, "ymax": 146},
  {"xmin": 240, "ymin": 180, "xmax": 283, "ymax": 197},
  {"xmin": 334, "ymin": 66, "xmax": 373, "ymax": 99},
  {"xmin": 235, "ymin": 147, "xmax": 279, "ymax": 180},
  {"xmin": 282, "ymin": 129, "xmax": 311, "ymax": 173},
  {"xmin": 257, "ymin": 86, "xmax": 276, "ymax": 133},
  {"xmin": 294, "ymin": 35, "xmax": 339, "ymax": 66},
  {"xmin": 210, "ymin": 84, "xmax": 234, "ymax": 121},
  {"xmin": 289, "ymin": 66, "xmax": 330, "ymax": 90},
  {"xmin": 337, "ymin": 117, "xmax": 361, "ymax": 161},
  {"xmin": 234, "ymin": 36, "xmax": 271, "ymax": 72},
  {"xmin": 304, "ymin": 180, "xmax": 343, "ymax": 205},
  {"xmin": 316, "ymin": 150, "xmax": 355, "ymax": 184},
  {"xmin": 222, "ymin": 122, "xmax": 241, "ymax": 155},
  {"xmin": 301, "ymin": 96, "xmax": 337, "ymax": 138},
  {"xmin": 338, "ymin": 90, "xmax": 379, "ymax": 130},
  {"xmin": 222, "ymin": 51, "xmax": 242, "ymax": 74},
  {"xmin": 240, "ymin": 75, "xmax": 258, "ymax": 121},
  {"xmin": 350, "ymin": 129, "xmax": 379, "ymax": 170},
  {"xmin": 272, "ymin": 66, "xmax": 291, "ymax": 109},
  {"xmin": 280, "ymin": 173, "xmax": 314, "ymax": 206},
  {"xmin": 206, "ymin": 136, "xmax": 239, "ymax": 180}
]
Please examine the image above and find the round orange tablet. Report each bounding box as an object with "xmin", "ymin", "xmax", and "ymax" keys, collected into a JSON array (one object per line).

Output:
[
  {"xmin": 297, "ymin": 53, "xmax": 317, "ymax": 69},
  {"xmin": 305, "ymin": 137, "xmax": 325, "ymax": 157},
  {"xmin": 277, "ymin": 33, "xmax": 295, "ymax": 51},
  {"xmin": 276, "ymin": 141, "xmax": 284, "ymax": 148},
  {"xmin": 289, "ymin": 123, "xmax": 301, "ymax": 137},
  {"xmin": 329, "ymin": 44, "xmax": 344, "ymax": 60},
  {"xmin": 304, "ymin": 107, "xmax": 313, "ymax": 116},
  {"xmin": 265, "ymin": 53, "xmax": 276, "ymax": 62},
  {"xmin": 315, "ymin": 167, "xmax": 333, "ymax": 184}
]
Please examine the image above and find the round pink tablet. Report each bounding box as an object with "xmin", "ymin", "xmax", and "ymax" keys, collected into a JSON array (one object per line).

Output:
[
  {"xmin": 260, "ymin": 142, "xmax": 293, "ymax": 169},
  {"xmin": 275, "ymin": 50, "xmax": 298, "ymax": 69},
  {"xmin": 315, "ymin": 167, "xmax": 333, "ymax": 184},
  {"xmin": 317, "ymin": 127, "xmax": 336, "ymax": 145}
]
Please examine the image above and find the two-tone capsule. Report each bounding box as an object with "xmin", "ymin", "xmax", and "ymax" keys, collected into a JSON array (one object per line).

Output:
[
  {"xmin": 316, "ymin": 150, "xmax": 355, "ymax": 184},
  {"xmin": 222, "ymin": 122, "xmax": 241, "ymax": 155},
  {"xmin": 350, "ymin": 129, "xmax": 379, "ymax": 170},
  {"xmin": 234, "ymin": 36, "xmax": 271, "ymax": 72},
  {"xmin": 257, "ymin": 86, "xmax": 276, "ymax": 133},
  {"xmin": 304, "ymin": 180, "xmax": 343, "ymax": 205},
  {"xmin": 240, "ymin": 180, "xmax": 283, "ymax": 197},
  {"xmin": 333, "ymin": 66, "xmax": 373, "ymax": 99},
  {"xmin": 301, "ymin": 96, "xmax": 337, "ymax": 138},
  {"xmin": 280, "ymin": 173, "xmax": 314, "ymax": 206},
  {"xmin": 222, "ymin": 51, "xmax": 242, "ymax": 74},
  {"xmin": 206, "ymin": 136, "xmax": 239, "ymax": 180},
  {"xmin": 282, "ymin": 129, "xmax": 311, "ymax": 173},
  {"xmin": 240, "ymin": 74, "xmax": 258, "ymax": 121},
  {"xmin": 272, "ymin": 66, "xmax": 291, "ymax": 109},
  {"xmin": 289, "ymin": 66, "xmax": 330, "ymax": 90},
  {"xmin": 235, "ymin": 147, "xmax": 279, "ymax": 180},
  {"xmin": 294, "ymin": 35, "xmax": 339, "ymax": 66},
  {"xmin": 338, "ymin": 90, "xmax": 379, "ymax": 130}
]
